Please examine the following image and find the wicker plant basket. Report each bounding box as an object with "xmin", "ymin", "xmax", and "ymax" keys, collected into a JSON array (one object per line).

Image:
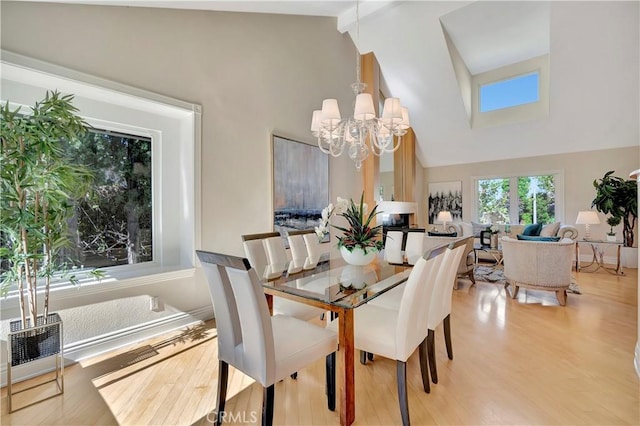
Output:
[{"xmin": 7, "ymin": 313, "xmax": 64, "ymax": 412}]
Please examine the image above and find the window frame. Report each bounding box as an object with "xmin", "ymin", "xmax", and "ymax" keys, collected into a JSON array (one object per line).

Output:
[
  {"xmin": 0, "ymin": 51, "xmax": 201, "ymax": 299},
  {"xmin": 472, "ymin": 169, "xmax": 564, "ymax": 225},
  {"xmin": 471, "ymin": 55, "xmax": 549, "ymax": 129}
]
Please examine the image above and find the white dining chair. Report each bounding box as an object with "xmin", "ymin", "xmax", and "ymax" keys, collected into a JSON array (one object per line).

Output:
[
  {"xmin": 329, "ymin": 244, "xmax": 451, "ymax": 425},
  {"xmin": 264, "ymin": 235, "xmax": 300, "ymax": 276},
  {"xmin": 404, "ymin": 230, "xmax": 426, "ymax": 266},
  {"xmin": 302, "ymin": 231, "xmax": 324, "ymax": 270},
  {"xmin": 242, "ymin": 233, "xmax": 325, "ymax": 322},
  {"xmin": 384, "ymin": 230, "xmax": 405, "ymax": 264},
  {"xmin": 196, "ymin": 250, "xmax": 338, "ymax": 426},
  {"xmin": 286, "ymin": 232, "xmax": 307, "ymax": 273},
  {"xmin": 426, "ymin": 237, "xmax": 469, "ymax": 384}
]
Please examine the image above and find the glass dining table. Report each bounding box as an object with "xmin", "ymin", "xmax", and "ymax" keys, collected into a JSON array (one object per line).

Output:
[{"xmin": 261, "ymin": 256, "xmax": 412, "ymax": 426}]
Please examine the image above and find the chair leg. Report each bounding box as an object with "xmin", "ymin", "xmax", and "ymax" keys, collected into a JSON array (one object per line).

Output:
[
  {"xmin": 367, "ymin": 352, "xmax": 374, "ymax": 361},
  {"xmin": 326, "ymin": 352, "xmax": 336, "ymax": 411},
  {"xmin": 215, "ymin": 360, "xmax": 229, "ymax": 426},
  {"xmin": 360, "ymin": 350, "xmax": 367, "ymax": 365},
  {"xmin": 556, "ymin": 289, "xmax": 567, "ymax": 306},
  {"xmin": 511, "ymin": 283, "xmax": 520, "ymax": 299},
  {"xmin": 396, "ymin": 360, "xmax": 410, "ymax": 426},
  {"xmin": 262, "ymin": 385, "xmax": 274, "ymax": 426},
  {"xmin": 418, "ymin": 338, "xmax": 430, "ymax": 393},
  {"xmin": 468, "ymin": 270, "xmax": 476, "ymax": 286},
  {"xmin": 443, "ymin": 314, "xmax": 453, "ymax": 360},
  {"xmin": 290, "ymin": 372, "xmax": 297, "ymax": 379},
  {"xmin": 427, "ymin": 329, "xmax": 437, "ymax": 384}
]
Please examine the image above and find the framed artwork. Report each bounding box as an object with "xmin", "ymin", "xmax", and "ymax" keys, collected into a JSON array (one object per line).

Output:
[
  {"xmin": 272, "ymin": 135, "xmax": 329, "ymax": 244},
  {"xmin": 428, "ymin": 181, "xmax": 462, "ymax": 224}
]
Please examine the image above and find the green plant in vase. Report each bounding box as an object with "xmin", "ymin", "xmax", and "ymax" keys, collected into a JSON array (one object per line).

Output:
[
  {"xmin": 315, "ymin": 192, "xmax": 384, "ymax": 265},
  {"xmin": 606, "ymin": 215, "xmax": 621, "ymax": 241}
]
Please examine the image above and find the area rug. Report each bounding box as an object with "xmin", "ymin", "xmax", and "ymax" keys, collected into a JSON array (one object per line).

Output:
[{"xmin": 473, "ymin": 265, "xmax": 582, "ymax": 294}]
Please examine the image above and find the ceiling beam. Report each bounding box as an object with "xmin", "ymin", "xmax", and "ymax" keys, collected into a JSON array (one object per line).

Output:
[{"xmin": 337, "ymin": 1, "xmax": 398, "ymax": 34}]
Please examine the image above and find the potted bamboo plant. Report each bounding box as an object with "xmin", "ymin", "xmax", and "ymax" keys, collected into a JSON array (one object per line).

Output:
[{"xmin": 1, "ymin": 91, "xmax": 94, "ymax": 371}]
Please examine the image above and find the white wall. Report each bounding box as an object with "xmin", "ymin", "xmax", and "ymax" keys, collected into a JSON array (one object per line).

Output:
[{"xmin": 0, "ymin": 1, "xmax": 360, "ymax": 379}]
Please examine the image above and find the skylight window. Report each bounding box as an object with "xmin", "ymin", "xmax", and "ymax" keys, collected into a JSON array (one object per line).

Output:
[{"xmin": 479, "ymin": 72, "xmax": 539, "ymax": 112}]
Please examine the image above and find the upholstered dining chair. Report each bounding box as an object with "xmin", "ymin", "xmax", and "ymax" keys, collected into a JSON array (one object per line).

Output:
[
  {"xmin": 196, "ymin": 250, "xmax": 338, "ymax": 426},
  {"xmin": 329, "ymin": 244, "xmax": 451, "ymax": 426},
  {"xmin": 426, "ymin": 237, "xmax": 469, "ymax": 384},
  {"xmin": 264, "ymin": 235, "xmax": 302, "ymax": 276},
  {"xmin": 241, "ymin": 233, "xmax": 324, "ymax": 322},
  {"xmin": 384, "ymin": 230, "xmax": 405, "ymax": 265},
  {"xmin": 302, "ymin": 231, "xmax": 323, "ymax": 270},
  {"xmin": 455, "ymin": 235, "xmax": 476, "ymax": 288},
  {"xmin": 404, "ymin": 230, "xmax": 426, "ymax": 266},
  {"xmin": 286, "ymin": 231, "xmax": 309, "ymax": 274}
]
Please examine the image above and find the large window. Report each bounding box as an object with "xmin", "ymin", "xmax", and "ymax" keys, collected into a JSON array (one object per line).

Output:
[
  {"xmin": 1, "ymin": 53, "xmax": 199, "ymax": 295},
  {"xmin": 476, "ymin": 173, "xmax": 558, "ymax": 225},
  {"xmin": 71, "ymin": 129, "xmax": 153, "ymax": 268}
]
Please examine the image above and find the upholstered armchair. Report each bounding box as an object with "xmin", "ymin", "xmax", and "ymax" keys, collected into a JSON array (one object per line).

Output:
[{"xmin": 501, "ymin": 236, "xmax": 575, "ymax": 306}]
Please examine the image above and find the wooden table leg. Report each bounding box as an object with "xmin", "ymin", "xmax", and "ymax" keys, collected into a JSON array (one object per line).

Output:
[{"xmin": 338, "ymin": 308, "xmax": 355, "ymax": 426}]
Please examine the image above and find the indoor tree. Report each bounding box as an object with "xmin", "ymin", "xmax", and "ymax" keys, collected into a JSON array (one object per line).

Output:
[
  {"xmin": 0, "ymin": 91, "xmax": 94, "ymax": 328},
  {"xmin": 592, "ymin": 170, "xmax": 637, "ymax": 247}
]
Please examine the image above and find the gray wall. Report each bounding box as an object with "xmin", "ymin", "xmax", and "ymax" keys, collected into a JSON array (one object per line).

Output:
[{"xmin": 0, "ymin": 1, "xmax": 361, "ymax": 371}]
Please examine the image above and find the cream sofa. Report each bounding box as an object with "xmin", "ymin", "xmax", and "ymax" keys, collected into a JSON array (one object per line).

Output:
[
  {"xmin": 432, "ymin": 222, "xmax": 578, "ymax": 263},
  {"xmin": 501, "ymin": 236, "xmax": 575, "ymax": 306}
]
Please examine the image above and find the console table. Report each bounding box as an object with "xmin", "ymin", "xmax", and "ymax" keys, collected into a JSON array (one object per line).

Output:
[{"xmin": 575, "ymin": 239, "xmax": 624, "ymax": 275}]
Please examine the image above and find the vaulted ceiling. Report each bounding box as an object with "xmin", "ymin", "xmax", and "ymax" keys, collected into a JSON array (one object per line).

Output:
[{"xmin": 15, "ymin": 0, "xmax": 639, "ymax": 168}]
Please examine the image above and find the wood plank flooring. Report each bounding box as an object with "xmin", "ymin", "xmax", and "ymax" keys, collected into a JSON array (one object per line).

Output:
[{"xmin": 2, "ymin": 267, "xmax": 638, "ymax": 425}]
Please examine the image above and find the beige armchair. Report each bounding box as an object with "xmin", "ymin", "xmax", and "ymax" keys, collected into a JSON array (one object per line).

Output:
[{"xmin": 501, "ymin": 236, "xmax": 575, "ymax": 306}]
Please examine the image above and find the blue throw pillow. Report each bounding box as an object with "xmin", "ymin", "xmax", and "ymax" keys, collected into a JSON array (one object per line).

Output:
[
  {"xmin": 516, "ymin": 234, "xmax": 561, "ymax": 242},
  {"xmin": 522, "ymin": 223, "xmax": 543, "ymax": 236}
]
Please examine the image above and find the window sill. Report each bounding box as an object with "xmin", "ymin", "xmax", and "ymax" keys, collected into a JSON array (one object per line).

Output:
[{"xmin": 1, "ymin": 265, "xmax": 196, "ymax": 305}]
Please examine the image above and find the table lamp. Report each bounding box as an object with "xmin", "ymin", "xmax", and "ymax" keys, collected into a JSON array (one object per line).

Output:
[
  {"xmin": 436, "ymin": 211, "xmax": 453, "ymax": 232},
  {"xmin": 576, "ymin": 211, "xmax": 600, "ymax": 240}
]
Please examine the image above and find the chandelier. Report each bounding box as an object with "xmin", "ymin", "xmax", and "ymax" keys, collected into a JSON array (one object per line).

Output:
[{"xmin": 310, "ymin": 0, "xmax": 410, "ymax": 170}]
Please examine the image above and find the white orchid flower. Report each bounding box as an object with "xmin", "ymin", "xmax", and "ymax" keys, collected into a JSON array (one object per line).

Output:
[{"xmin": 334, "ymin": 197, "xmax": 349, "ymax": 215}]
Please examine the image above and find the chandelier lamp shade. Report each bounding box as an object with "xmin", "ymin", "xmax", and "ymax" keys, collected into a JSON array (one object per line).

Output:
[
  {"xmin": 575, "ymin": 210, "xmax": 600, "ymax": 240},
  {"xmin": 309, "ymin": 0, "xmax": 410, "ymax": 170}
]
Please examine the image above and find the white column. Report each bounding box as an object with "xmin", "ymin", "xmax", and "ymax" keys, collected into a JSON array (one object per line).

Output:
[{"xmin": 630, "ymin": 169, "xmax": 640, "ymax": 379}]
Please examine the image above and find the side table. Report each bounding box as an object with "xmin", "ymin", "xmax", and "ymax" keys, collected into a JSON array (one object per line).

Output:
[
  {"xmin": 473, "ymin": 243, "xmax": 504, "ymax": 267},
  {"xmin": 575, "ymin": 239, "xmax": 624, "ymax": 275}
]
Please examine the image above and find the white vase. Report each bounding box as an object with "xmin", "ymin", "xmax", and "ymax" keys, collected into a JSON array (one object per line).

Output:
[
  {"xmin": 340, "ymin": 246, "xmax": 378, "ymax": 266},
  {"xmin": 340, "ymin": 265, "xmax": 378, "ymax": 289}
]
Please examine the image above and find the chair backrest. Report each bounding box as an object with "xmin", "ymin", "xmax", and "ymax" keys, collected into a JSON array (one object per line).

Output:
[
  {"xmin": 286, "ymin": 231, "xmax": 308, "ymax": 274},
  {"xmin": 395, "ymin": 245, "xmax": 448, "ymax": 361},
  {"xmin": 427, "ymin": 239, "xmax": 467, "ymax": 329},
  {"xmin": 196, "ymin": 250, "xmax": 276, "ymax": 387},
  {"xmin": 404, "ymin": 230, "xmax": 426, "ymax": 266},
  {"xmin": 384, "ymin": 230, "xmax": 405, "ymax": 264},
  {"xmin": 302, "ymin": 232, "xmax": 323, "ymax": 270},
  {"xmin": 241, "ymin": 232, "xmax": 279, "ymax": 280},
  {"xmin": 263, "ymin": 235, "xmax": 291, "ymax": 278}
]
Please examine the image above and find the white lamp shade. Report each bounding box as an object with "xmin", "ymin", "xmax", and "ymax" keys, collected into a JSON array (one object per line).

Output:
[
  {"xmin": 576, "ymin": 211, "xmax": 600, "ymax": 225},
  {"xmin": 321, "ymin": 99, "xmax": 341, "ymax": 126},
  {"xmin": 398, "ymin": 107, "xmax": 411, "ymax": 130},
  {"xmin": 381, "ymin": 98, "xmax": 402, "ymax": 122},
  {"xmin": 436, "ymin": 211, "xmax": 453, "ymax": 223},
  {"xmin": 310, "ymin": 110, "xmax": 322, "ymax": 133},
  {"xmin": 353, "ymin": 93, "xmax": 376, "ymax": 121}
]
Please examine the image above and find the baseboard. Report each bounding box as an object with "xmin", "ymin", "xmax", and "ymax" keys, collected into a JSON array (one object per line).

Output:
[{"xmin": 1, "ymin": 306, "xmax": 213, "ymax": 387}]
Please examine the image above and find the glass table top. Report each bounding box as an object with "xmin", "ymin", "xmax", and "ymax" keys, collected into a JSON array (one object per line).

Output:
[{"xmin": 261, "ymin": 257, "xmax": 412, "ymax": 309}]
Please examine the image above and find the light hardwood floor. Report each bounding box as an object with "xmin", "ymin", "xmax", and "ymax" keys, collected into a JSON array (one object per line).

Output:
[{"xmin": 2, "ymin": 267, "xmax": 639, "ymax": 425}]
